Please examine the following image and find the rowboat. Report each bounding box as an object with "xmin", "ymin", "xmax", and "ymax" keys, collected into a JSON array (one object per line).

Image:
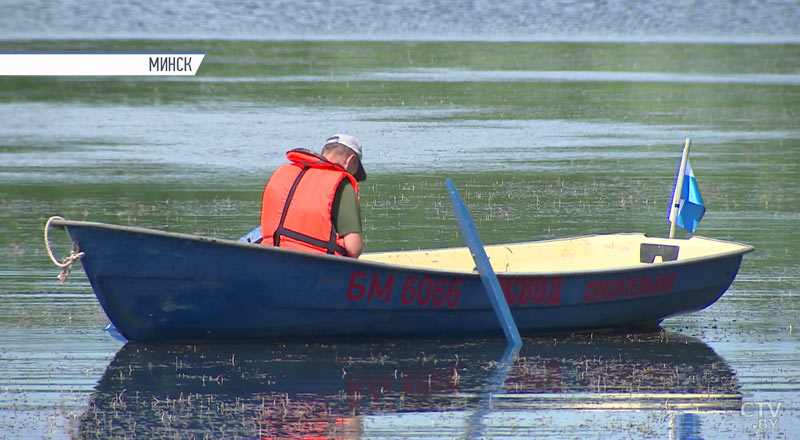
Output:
[{"xmin": 46, "ymin": 217, "xmax": 752, "ymax": 341}]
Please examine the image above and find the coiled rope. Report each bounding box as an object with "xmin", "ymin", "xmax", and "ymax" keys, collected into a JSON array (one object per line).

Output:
[{"xmin": 44, "ymin": 216, "xmax": 84, "ymax": 283}]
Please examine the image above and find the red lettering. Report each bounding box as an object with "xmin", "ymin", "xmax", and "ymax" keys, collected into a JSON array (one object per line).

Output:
[
  {"xmin": 417, "ymin": 277, "xmax": 433, "ymax": 306},
  {"xmin": 347, "ymin": 272, "xmax": 368, "ymax": 301},
  {"xmin": 519, "ymin": 279, "xmax": 533, "ymax": 304},
  {"xmin": 506, "ymin": 279, "xmax": 520, "ymax": 305},
  {"xmin": 597, "ymin": 280, "xmax": 606, "ymax": 299},
  {"xmin": 604, "ymin": 279, "xmax": 620, "ymax": 299},
  {"xmin": 432, "ymin": 279, "xmax": 448, "ymax": 307},
  {"xmin": 351, "ymin": 273, "xmax": 469, "ymax": 309},
  {"xmin": 448, "ymin": 279, "xmax": 462, "ymax": 307},
  {"xmin": 652, "ymin": 274, "xmax": 664, "ymax": 294},
  {"xmin": 368, "ymin": 274, "xmax": 394, "ymax": 303},
  {"xmin": 534, "ymin": 278, "xmax": 548, "ymax": 304},
  {"xmin": 638, "ymin": 275, "xmax": 652, "ymax": 296},
  {"xmin": 497, "ymin": 276, "xmax": 562, "ymax": 306},
  {"xmin": 623, "ymin": 277, "xmax": 636, "ymax": 297},
  {"xmin": 500, "ymin": 278, "xmax": 511, "ymax": 298},
  {"xmin": 402, "ymin": 276, "xmax": 417, "ymax": 304},
  {"xmin": 545, "ymin": 277, "xmax": 562, "ymax": 305},
  {"xmin": 663, "ymin": 273, "xmax": 676, "ymax": 292},
  {"xmin": 585, "ymin": 273, "xmax": 676, "ymax": 303},
  {"xmin": 584, "ymin": 280, "xmax": 601, "ymax": 302}
]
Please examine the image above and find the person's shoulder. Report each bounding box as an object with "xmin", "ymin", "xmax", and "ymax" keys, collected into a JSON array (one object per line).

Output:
[{"xmin": 335, "ymin": 179, "xmax": 356, "ymax": 198}]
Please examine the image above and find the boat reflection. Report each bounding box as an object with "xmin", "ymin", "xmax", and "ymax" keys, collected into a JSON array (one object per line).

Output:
[{"xmin": 79, "ymin": 331, "xmax": 739, "ymax": 439}]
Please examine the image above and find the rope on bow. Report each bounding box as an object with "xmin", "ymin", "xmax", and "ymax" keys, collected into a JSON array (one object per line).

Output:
[{"xmin": 44, "ymin": 216, "xmax": 84, "ymax": 283}]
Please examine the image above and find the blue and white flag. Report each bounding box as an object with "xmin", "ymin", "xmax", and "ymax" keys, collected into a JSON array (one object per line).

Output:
[{"xmin": 669, "ymin": 160, "xmax": 706, "ymax": 233}]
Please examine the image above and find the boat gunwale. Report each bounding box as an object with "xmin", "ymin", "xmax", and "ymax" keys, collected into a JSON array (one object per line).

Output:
[{"xmin": 51, "ymin": 218, "xmax": 754, "ymax": 278}]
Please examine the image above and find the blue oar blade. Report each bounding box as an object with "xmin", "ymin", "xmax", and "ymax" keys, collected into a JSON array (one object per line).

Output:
[{"xmin": 445, "ymin": 178, "xmax": 522, "ymax": 348}]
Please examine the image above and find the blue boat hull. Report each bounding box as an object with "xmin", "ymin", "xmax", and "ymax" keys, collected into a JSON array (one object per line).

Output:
[{"xmin": 55, "ymin": 220, "xmax": 750, "ymax": 341}]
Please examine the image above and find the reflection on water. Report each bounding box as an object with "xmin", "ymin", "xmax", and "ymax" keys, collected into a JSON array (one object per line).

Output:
[{"xmin": 79, "ymin": 332, "xmax": 738, "ymax": 439}]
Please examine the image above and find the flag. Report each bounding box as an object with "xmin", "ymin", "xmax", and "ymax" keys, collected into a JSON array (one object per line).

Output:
[{"xmin": 668, "ymin": 160, "xmax": 706, "ymax": 233}]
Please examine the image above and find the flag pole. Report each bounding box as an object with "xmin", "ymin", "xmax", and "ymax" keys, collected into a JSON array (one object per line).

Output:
[{"xmin": 669, "ymin": 138, "xmax": 692, "ymax": 238}]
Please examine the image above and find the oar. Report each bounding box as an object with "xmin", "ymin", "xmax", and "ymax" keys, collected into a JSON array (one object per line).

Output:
[
  {"xmin": 464, "ymin": 341, "xmax": 520, "ymax": 438},
  {"xmin": 445, "ymin": 178, "xmax": 522, "ymax": 348}
]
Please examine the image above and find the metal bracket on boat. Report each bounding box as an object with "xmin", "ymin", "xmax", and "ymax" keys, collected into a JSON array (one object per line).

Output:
[
  {"xmin": 44, "ymin": 216, "xmax": 85, "ymax": 283},
  {"xmin": 238, "ymin": 226, "xmax": 263, "ymax": 244},
  {"xmin": 640, "ymin": 243, "xmax": 679, "ymax": 263}
]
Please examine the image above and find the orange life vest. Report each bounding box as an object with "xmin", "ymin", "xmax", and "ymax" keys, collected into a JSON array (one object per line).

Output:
[{"xmin": 261, "ymin": 149, "xmax": 359, "ymax": 257}]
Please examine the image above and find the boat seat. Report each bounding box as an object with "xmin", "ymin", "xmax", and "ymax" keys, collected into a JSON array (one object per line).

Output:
[{"xmin": 640, "ymin": 243, "xmax": 680, "ymax": 263}]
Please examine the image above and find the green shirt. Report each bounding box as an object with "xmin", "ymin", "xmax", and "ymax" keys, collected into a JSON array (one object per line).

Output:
[{"xmin": 332, "ymin": 180, "xmax": 362, "ymax": 236}]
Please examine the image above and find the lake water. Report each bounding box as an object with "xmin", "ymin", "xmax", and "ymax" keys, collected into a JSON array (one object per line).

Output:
[{"xmin": 1, "ymin": 1, "xmax": 799, "ymax": 438}]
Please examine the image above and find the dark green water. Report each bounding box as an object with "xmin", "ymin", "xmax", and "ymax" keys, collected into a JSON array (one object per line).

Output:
[{"xmin": 1, "ymin": 39, "xmax": 798, "ymax": 438}]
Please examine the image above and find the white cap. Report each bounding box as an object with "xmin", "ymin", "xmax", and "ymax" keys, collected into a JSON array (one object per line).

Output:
[{"xmin": 324, "ymin": 134, "xmax": 366, "ymax": 181}]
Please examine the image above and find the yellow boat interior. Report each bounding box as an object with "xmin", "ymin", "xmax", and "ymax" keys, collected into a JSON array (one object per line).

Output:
[{"xmin": 360, "ymin": 234, "xmax": 753, "ymax": 274}]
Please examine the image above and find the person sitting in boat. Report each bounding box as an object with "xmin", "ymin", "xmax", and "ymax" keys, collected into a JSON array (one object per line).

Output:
[{"xmin": 261, "ymin": 134, "xmax": 366, "ymax": 258}]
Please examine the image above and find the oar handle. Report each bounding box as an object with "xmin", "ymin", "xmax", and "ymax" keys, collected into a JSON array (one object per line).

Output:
[{"xmin": 445, "ymin": 178, "xmax": 522, "ymax": 348}]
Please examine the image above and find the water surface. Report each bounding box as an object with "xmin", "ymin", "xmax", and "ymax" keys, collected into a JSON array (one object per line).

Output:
[{"xmin": 1, "ymin": 10, "xmax": 799, "ymax": 440}]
